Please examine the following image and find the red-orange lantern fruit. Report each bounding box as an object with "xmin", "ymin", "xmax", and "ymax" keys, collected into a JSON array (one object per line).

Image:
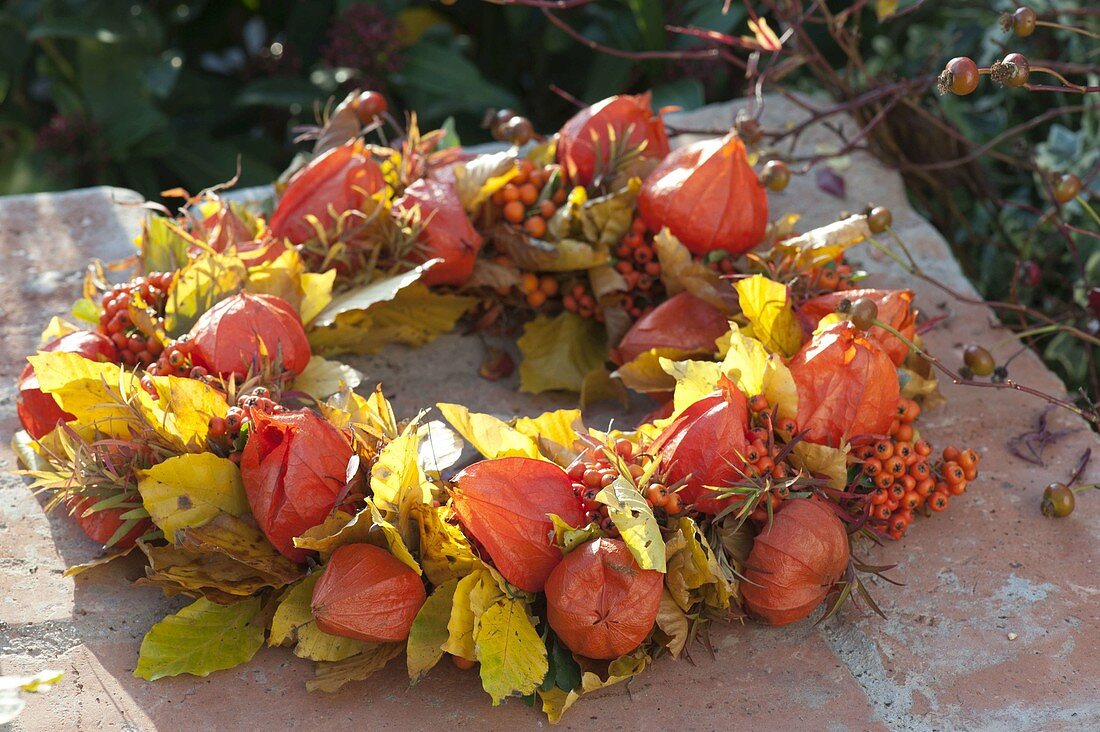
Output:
[
  {"xmin": 800, "ymin": 289, "xmax": 917, "ymax": 366},
  {"xmin": 740, "ymin": 498, "xmax": 850, "ymax": 626},
  {"xmin": 268, "ymin": 140, "xmax": 386, "ymax": 245},
  {"xmin": 545, "ymin": 538, "xmax": 663, "ymax": 659},
  {"xmin": 311, "ymin": 543, "xmax": 426, "ymax": 642},
  {"xmin": 395, "ymin": 178, "xmax": 484, "ymax": 286},
  {"xmin": 611, "ymin": 291, "xmax": 729, "ymax": 366},
  {"xmin": 16, "ymin": 330, "xmax": 118, "ymax": 439},
  {"xmin": 638, "ymin": 132, "xmax": 768, "ymax": 256},
  {"xmin": 649, "ymin": 376, "xmax": 751, "ymax": 514},
  {"xmin": 556, "ymin": 93, "xmax": 669, "ymax": 187},
  {"xmin": 67, "ymin": 496, "xmax": 151, "ymax": 550},
  {"xmin": 788, "ymin": 321, "xmax": 900, "ymax": 447},
  {"xmin": 188, "ymin": 292, "xmax": 311, "ymax": 378},
  {"xmin": 451, "ymin": 457, "xmax": 586, "ymax": 593},
  {"xmin": 240, "ymin": 408, "xmax": 354, "ymax": 562}
]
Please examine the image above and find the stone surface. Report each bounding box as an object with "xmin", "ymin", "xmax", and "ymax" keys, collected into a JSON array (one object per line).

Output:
[{"xmin": 1, "ymin": 99, "xmax": 1098, "ymax": 731}]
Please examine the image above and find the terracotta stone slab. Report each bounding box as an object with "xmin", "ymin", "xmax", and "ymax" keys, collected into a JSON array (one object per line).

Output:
[{"xmin": 1, "ymin": 99, "xmax": 1098, "ymax": 731}]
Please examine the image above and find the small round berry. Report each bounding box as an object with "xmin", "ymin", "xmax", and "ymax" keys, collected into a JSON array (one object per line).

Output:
[
  {"xmin": 1000, "ymin": 53, "xmax": 1030, "ymax": 88},
  {"xmin": 1052, "ymin": 173, "xmax": 1082, "ymax": 204},
  {"xmin": 1041, "ymin": 482, "xmax": 1075, "ymax": 518},
  {"xmin": 938, "ymin": 57, "xmax": 980, "ymax": 96},
  {"xmin": 614, "ymin": 439, "xmax": 634, "ymax": 460},
  {"xmin": 963, "ymin": 345, "xmax": 996, "ymax": 377},
  {"xmin": 867, "ymin": 206, "xmax": 892, "ymax": 234},
  {"xmin": 646, "ymin": 483, "xmax": 669, "ymax": 507},
  {"xmin": 664, "ymin": 492, "xmax": 683, "ymax": 515},
  {"xmin": 1012, "ymin": 7, "xmax": 1037, "ymax": 37},
  {"xmin": 849, "ymin": 297, "xmax": 879, "ymax": 331},
  {"xmin": 352, "ymin": 91, "xmax": 388, "ymax": 123},
  {"xmin": 761, "ymin": 160, "xmax": 790, "ymax": 192},
  {"xmin": 503, "ymin": 117, "xmax": 534, "ymax": 146},
  {"xmin": 208, "ymin": 416, "xmax": 227, "ymax": 438}
]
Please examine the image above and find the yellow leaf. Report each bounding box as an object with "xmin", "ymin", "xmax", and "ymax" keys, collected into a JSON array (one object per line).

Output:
[
  {"xmin": 595, "ymin": 478, "xmax": 665, "ymax": 573},
  {"xmin": 307, "ymin": 641, "xmax": 404, "ymax": 693},
  {"xmin": 476, "ymin": 597, "xmax": 548, "ymax": 705},
  {"xmin": 790, "ymin": 442, "xmax": 851, "ymax": 490},
  {"xmin": 490, "ymin": 224, "xmax": 609, "ymax": 272},
  {"xmin": 300, "ymin": 270, "xmax": 336, "ymax": 325},
  {"xmin": 309, "ymin": 284, "xmax": 474, "ymax": 356},
  {"xmin": 411, "ymin": 503, "xmax": 479, "ymax": 586},
  {"xmin": 579, "ymin": 367, "xmax": 631, "ymax": 411},
  {"xmin": 293, "ymin": 502, "xmax": 420, "ymax": 574},
  {"xmin": 654, "ymin": 589, "xmax": 689, "ymax": 658},
  {"xmin": 141, "ymin": 374, "xmax": 230, "ymax": 450},
  {"xmin": 164, "ymin": 252, "xmax": 246, "ymax": 336},
  {"xmin": 407, "ymin": 578, "xmax": 457, "ymax": 684},
  {"xmin": 717, "ymin": 326, "xmax": 798, "ymax": 419},
  {"xmin": 512, "ymin": 409, "xmax": 581, "ymax": 451},
  {"xmin": 653, "ymin": 228, "xmax": 735, "ymax": 313},
  {"xmin": 292, "ymin": 355, "xmax": 363, "ymax": 400},
  {"xmin": 734, "ymin": 275, "xmax": 803, "ymax": 357},
  {"xmin": 244, "ymin": 247, "xmax": 307, "ymax": 312},
  {"xmin": 39, "ymin": 316, "xmax": 78, "ymax": 344},
  {"xmin": 417, "ymin": 420, "xmax": 464, "ymax": 476},
  {"xmin": 539, "ymin": 648, "xmax": 651, "ymax": 722},
  {"xmin": 371, "ymin": 424, "xmax": 431, "ymax": 547},
  {"xmin": 270, "ymin": 573, "xmax": 364, "ymax": 662},
  {"xmin": 438, "ymin": 403, "xmax": 540, "ymax": 460},
  {"xmin": 660, "ymin": 358, "xmax": 722, "ymax": 417},
  {"xmin": 322, "ymin": 384, "xmax": 398, "ymax": 440},
  {"xmin": 28, "ymin": 352, "xmax": 139, "ymax": 436},
  {"xmin": 664, "ymin": 517, "xmax": 733, "ymax": 612},
  {"xmin": 517, "ymin": 312, "xmax": 608, "ymax": 394},
  {"xmin": 443, "ymin": 567, "xmax": 504, "ymax": 661},
  {"xmin": 549, "ymin": 514, "xmax": 601, "ymax": 554},
  {"xmin": 137, "ymin": 453, "xmax": 249, "ymax": 541},
  {"xmin": 875, "ymin": 0, "xmax": 899, "ymax": 20},
  {"xmin": 613, "ymin": 347, "xmax": 700, "ymax": 395},
  {"xmin": 311, "ymin": 264, "xmax": 431, "ymax": 328}
]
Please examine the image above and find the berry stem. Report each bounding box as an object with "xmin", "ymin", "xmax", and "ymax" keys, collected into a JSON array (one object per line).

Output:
[
  {"xmin": 1076, "ymin": 195, "xmax": 1100, "ymax": 229},
  {"xmin": 1034, "ymin": 19, "xmax": 1100, "ymax": 40},
  {"xmin": 1025, "ymin": 66, "xmax": 1088, "ymax": 91},
  {"xmin": 871, "ymin": 314, "xmax": 1097, "ymax": 425}
]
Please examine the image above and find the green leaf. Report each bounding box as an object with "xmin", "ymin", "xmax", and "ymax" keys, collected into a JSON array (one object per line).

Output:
[
  {"xmin": 407, "ymin": 578, "xmax": 458, "ymax": 684},
  {"xmin": 438, "ymin": 116, "xmax": 461, "ymax": 150},
  {"xmin": 141, "ymin": 216, "xmax": 193, "ymax": 273},
  {"xmin": 235, "ymin": 78, "xmax": 324, "ymax": 108},
  {"xmin": 134, "ymin": 598, "xmax": 264, "ymax": 680},
  {"xmin": 595, "ymin": 478, "xmax": 666, "ymax": 573},
  {"xmin": 650, "ymin": 78, "xmax": 705, "ymax": 111},
  {"xmin": 517, "ymin": 312, "xmax": 608, "ymax": 394},
  {"xmin": 392, "ymin": 40, "xmax": 519, "ymax": 123},
  {"xmin": 476, "ymin": 598, "xmax": 549, "ymax": 706}
]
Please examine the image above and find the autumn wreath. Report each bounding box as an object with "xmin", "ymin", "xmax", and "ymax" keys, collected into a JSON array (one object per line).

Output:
[{"xmin": 12, "ymin": 90, "xmax": 981, "ymax": 722}]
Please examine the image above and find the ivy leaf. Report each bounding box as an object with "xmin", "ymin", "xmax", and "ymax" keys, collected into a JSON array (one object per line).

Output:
[
  {"xmin": 134, "ymin": 598, "xmax": 264, "ymax": 681},
  {"xmin": 270, "ymin": 573, "xmax": 364, "ymax": 662},
  {"xmin": 734, "ymin": 275, "xmax": 803, "ymax": 357},
  {"xmin": 437, "ymin": 403, "xmax": 540, "ymax": 460},
  {"xmin": 407, "ymin": 578, "xmax": 458, "ymax": 684},
  {"xmin": 595, "ymin": 478, "xmax": 665, "ymax": 573},
  {"xmin": 517, "ymin": 312, "xmax": 608, "ymax": 394},
  {"xmin": 137, "ymin": 453, "xmax": 249, "ymax": 542},
  {"xmin": 476, "ymin": 598, "xmax": 549, "ymax": 706}
]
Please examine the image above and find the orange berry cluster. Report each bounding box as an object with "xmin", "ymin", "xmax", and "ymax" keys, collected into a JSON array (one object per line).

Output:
[
  {"xmin": 803, "ymin": 261, "xmax": 854, "ymax": 293},
  {"xmin": 744, "ymin": 393, "xmax": 798, "ymax": 525},
  {"xmin": 490, "ymin": 160, "xmax": 566, "ymax": 239},
  {"xmin": 566, "ymin": 439, "xmax": 682, "ymax": 535},
  {"xmin": 562, "ymin": 281, "xmax": 603, "ymax": 321},
  {"xmin": 97, "ymin": 272, "xmax": 173, "ymax": 367},
  {"xmin": 612, "ymin": 217, "xmax": 666, "ymax": 319},
  {"xmin": 854, "ymin": 398, "xmax": 981, "ymax": 539},
  {"xmin": 517, "ymin": 272, "xmax": 560, "ymax": 310},
  {"xmin": 207, "ymin": 387, "xmax": 286, "ymax": 463}
]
